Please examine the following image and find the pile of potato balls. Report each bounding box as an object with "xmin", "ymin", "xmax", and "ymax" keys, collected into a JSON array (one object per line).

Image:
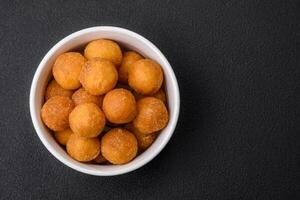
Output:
[{"xmin": 41, "ymin": 39, "xmax": 169, "ymax": 165}]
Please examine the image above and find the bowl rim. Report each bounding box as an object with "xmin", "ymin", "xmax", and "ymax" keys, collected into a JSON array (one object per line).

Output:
[{"xmin": 29, "ymin": 26, "xmax": 180, "ymax": 176}]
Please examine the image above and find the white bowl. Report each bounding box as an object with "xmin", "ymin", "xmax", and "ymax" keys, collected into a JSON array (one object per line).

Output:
[{"xmin": 30, "ymin": 26, "xmax": 180, "ymax": 176}]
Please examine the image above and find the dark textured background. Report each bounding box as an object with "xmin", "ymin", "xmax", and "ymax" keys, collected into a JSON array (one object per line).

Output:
[{"xmin": 0, "ymin": 0, "xmax": 299, "ymax": 199}]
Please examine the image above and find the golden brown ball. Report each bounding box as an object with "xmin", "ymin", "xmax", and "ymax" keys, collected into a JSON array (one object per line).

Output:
[
  {"xmin": 118, "ymin": 51, "xmax": 143, "ymax": 83},
  {"xmin": 79, "ymin": 58, "xmax": 118, "ymax": 95},
  {"xmin": 72, "ymin": 88, "xmax": 103, "ymax": 107},
  {"xmin": 45, "ymin": 80, "xmax": 73, "ymax": 100},
  {"xmin": 102, "ymin": 88, "xmax": 136, "ymax": 124},
  {"xmin": 152, "ymin": 88, "xmax": 167, "ymax": 104},
  {"xmin": 41, "ymin": 96, "xmax": 75, "ymax": 131},
  {"xmin": 84, "ymin": 39, "xmax": 122, "ymax": 66},
  {"xmin": 69, "ymin": 103, "xmax": 106, "ymax": 138},
  {"xmin": 52, "ymin": 52, "xmax": 85, "ymax": 90},
  {"xmin": 133, "ymin": 97, "xmax": 169, "ymax": 134},
  {"xmin": 126, "ymin": 124, "xmax": 156, "ymax": 151},
  {"xmin": 54, "ymin": 129, "xmax": 74, "ymax": 146},
  {"xmin": 101, "ymin": 128, "xmax": 138, "ymax": 164},
  {"xmin": 128, "ymin": 59, "xmax": 163, "ymax": 95},
  {"xmin": 94, "ymin": 153, "xmax": 107, "ymax": 164},
  {"xmin": 67, "ymin": 134, "xmax": 100, "ymax": 162},
  {"xmin": 134, "ymin": 88, "xmax": 167, "ymax": 104}
]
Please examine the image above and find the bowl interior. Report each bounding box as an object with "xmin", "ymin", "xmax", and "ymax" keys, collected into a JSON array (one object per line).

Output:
[{"xmin": 30, "ymin": 27, "xmax": 180, "ymax": 176}]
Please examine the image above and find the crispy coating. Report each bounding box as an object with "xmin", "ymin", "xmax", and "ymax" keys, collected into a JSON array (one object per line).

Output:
[
  {"xmin": 126, "ymin": 124, "xmax": 156, "ymax": 151},
  {"xmin": 93, "ymin": 153, "xmax": 107, "ymax": 164},
  {"xmin": 152, "ymin": 88, "xmax": 167, "ymax": 104},
  {"xmin": 134, "ymin": 88, "xmax": 167, "ymax": 104},
  {"xmin": 101, "ymin": 128, "xmax": 138, "ymax": 164},
  {"xmin": 118, "ymin": 51, "xmax": 143, "ymax": 83},
  {"xmin": 69, "ymin": 103, "xmax": 106, "ymax": 138},
  {"xmin": 79, "ymin": 58, "xmax": 118, "ymax": 95},
  {"xmin": 52, "ymin": 52, "xmax": 85, "ymax": 90},
  {"xmin": 128, "ymin": 59, "xmax": 163, "ymax": 95},
  {"xmin": 54, "ymin": 128, "xmax": 73, "ymax": 146},
  {"xmin": 103, "ymin": 88, "xmax": 136, "ymax": 124},
  {"xmin": 45, "ymin": 80, "xmax": 73, "ymax": 100},
  {"xmin": 41, "ymin": 96, "xmax": 75, "ymax": 131},
  {"xmin": 133, "ymin": 97, "xmax": 169, "ymax": 134},
  {"xmin": 67, "ymin": 134, "xmax": 100, "ymax": 162},
  {"xmin": 72, "ymin": 88, "xmax": 103, "ymax": 107},
  {"xmin": 84, "ymin": 39, "xmax": 122, "ymax": 66}
]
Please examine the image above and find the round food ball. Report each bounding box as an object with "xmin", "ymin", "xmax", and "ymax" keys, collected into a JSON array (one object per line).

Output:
[
  {"xmin": 118, "ymin": 51, "xmax": 143, "ymax": 83},
  {"xmin": 67, "ymin": 134, "xmax": 100, "ymax": 162},
  {"xmin": 84, "ymin": 39, "xmax": 122, "ymax": 66},
  {"xmin": 101, "ymin": 128, "xmax": 138, "ymax": 164},
  {"xmin": 52, "ymin": 52, "xmax": 85, "ymax": 90},
  {"xmin": 133, "ymin": 97, "xmax": 169, "ymax": 134},
  {"xmin": 152, "ymin": 88, "xmax": 167, "ymax": 104},
  {"xmin": 126, "ymin": 124, "xmax": 156, "ymax": 151},
  {"xmin": 45, "ymin": 80, "xmax": 73, "ymax": 100},
  {"xmin": 54, "ymin": 129, "xmax": 74, "ymax": 146},
  {"xmin": 134, "ymin": 88, "xmax": 167, "ymax": 104},
  {"xmin": 102, "ymin": 88, "xmax": 136, "ymax": 124},
  {"xmin": 41, "ymin": 96, "xmax": 75, "ymax": 131},
  {"xmin": 128, "ymin": 59, "xmax": 163, "ymax": 95},
  {"xmin": 79, "ymin": 58, "xmax": 118, "ymax": 95},
  {"xmin": 69, "ymin": 103, "xmax": 106, "ymax": 138},
  {"xmin": 72, "ymin": 88, "xmax": 103, "ymax": 107},
  {"xmin": 94, "ymin": 153, "xmax": 107, "ymax": 164}
]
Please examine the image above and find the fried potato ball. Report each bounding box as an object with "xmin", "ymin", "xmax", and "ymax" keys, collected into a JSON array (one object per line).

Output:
[
  {"xmin": 72, "ymin": 88, "xmax": 103, "ymax": 107},
  {"xmin": 69, "ymin": 103, "xmax": 106, "ymax": 138},
  {"xmin": 102, "ymin": 88, "xmax": 136, "ymax": 124},
  {"xmin": 52, "ymin": 52, "xmax": 85, "ymax": 90},
  {"xmin": 45, "ymin": 80, "xmax": 73, "ymax": 101},
  {"xmin": 67, "ymin": 134, "xmax": 100, "ymax": 162},
  {"xmin": 118, "ymin": 51, "xmax": 143, "ymax": 83},
  {"xmin": 152, "ymin": 88, "xmax": 167, "ymax": 104},
  {"xmin": 84, "ymin": 39, "xmax": 122, "ymax": 66},
  {"xmin": 101, "ymin": 128, "xmax": 138, "ymax": 164},
  {"xmin": 79, "ymin": 58, "xmax": 118, "ymax": 95},
  {"xmin": 133, "ymin": 97, "xmax": 169, "ymax": 134},
  {"xmin": 54, "ymin": 129, "xmax": 74, "ymax": 146},
  {"xmin": 126, "ymin": 124, "xmax": 156, "ymax": 151},
  {"xmin": 94, "ymin": 153, "xmax": 107, "ymax": 164},
  {"xmin": 41, "ymin": 96, "xmax": 75, "ymax": 131},
  {"xmin": 128, "ymin": 59, "xmax": 163, "ymax": 95},
  {"xmin": 134, "ymin": 88, "xmax": 167, "ymax": 104}
]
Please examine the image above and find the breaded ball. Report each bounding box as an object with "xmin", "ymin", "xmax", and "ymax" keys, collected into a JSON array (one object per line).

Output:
[
  {"xmin": 84, "ymin": 39, "xmax": 122, "ymax": 66},
  {"xmin": 118, "ymin": 51, "xmax": 143, "ymax": 83},
  {"xmin": 134, "ymin": 88, "xmax": 167, "ymax": 104},
  {"xmin": 133, "ymin": 97, "xmax": 169, "ymax": 134},
  {"xmin": 45, "ymin": 80, "xmax": 73, "ymax": 100},
  {"xmin": 69, "ymin": 103, "xmax": 106, "ymax": 138},
  {"xmin": 52, "ymin": 52, "xmax": 85, "ymax": 90},
  {"xmin": 94, "ymin": 153, "xmax": 107, "ymax": 164},
  {"xmin": 126, "ymin": 124, "xmax": 156, "ymax": 151},
  {"xmin": 101, "ymin": 128, "xmax": 138, "ymax": 164},
  {"xmin": 103, "ymin": 89, "xmax": 136, "ymax": 124},
  {"xmin": 72, "ymin": 88, "xmax": 103, "ymax": 107},
  {"xmin": 79, "ymin": 58, "xmax": 118, "ymax": 95},
  {"xmin": 41, "ymin": 96, "xmax": 75, "ymax": 131},
  {"xmin": 128, "ymin": 59, "xmax": 163, "ymax": 95},
  {"xmin": 67, "ymin": 134, "xmax": 100, "ymax": 162},
  {"xmin": 152, "ymin": 88, "xmax": 167, "ymax": 104},
  {"xmin": 54, "ymin": 129, "xmax": 73, "ymax": 146}
]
